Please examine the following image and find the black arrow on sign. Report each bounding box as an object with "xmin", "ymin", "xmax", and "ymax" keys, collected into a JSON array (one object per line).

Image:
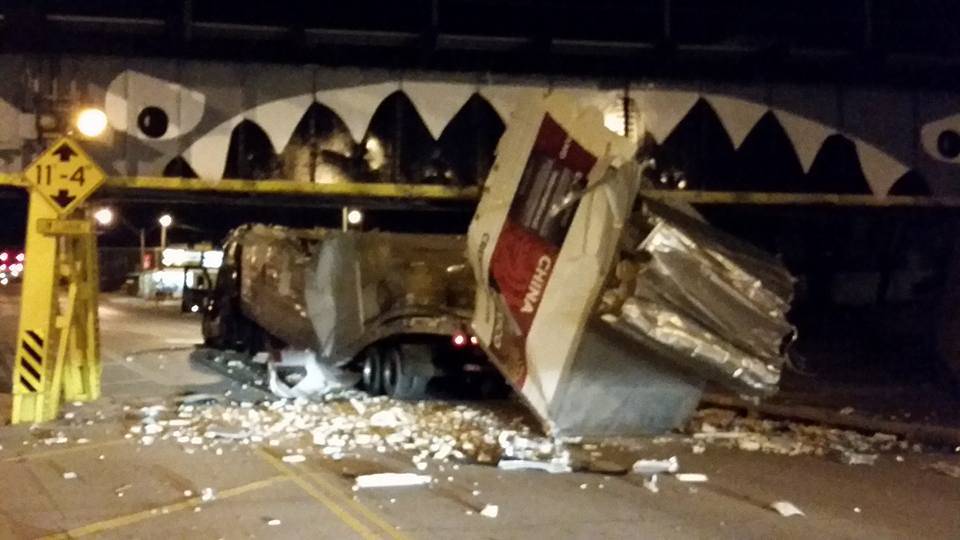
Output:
[
  {"xmin": 52, "ymin": 144, "xmax": 77, "ymax": 162},
  {"xmin": 51, "ymin": 189, "xmax": 76, "ymax": 208}
]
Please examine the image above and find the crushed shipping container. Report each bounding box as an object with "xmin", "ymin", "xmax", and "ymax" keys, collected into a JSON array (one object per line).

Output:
[{"xmin": 468, "ymin": 92, "xmax": 796, "ymax": 437}]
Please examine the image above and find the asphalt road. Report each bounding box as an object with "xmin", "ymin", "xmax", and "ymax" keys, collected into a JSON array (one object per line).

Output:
[{"xmin": 0, "ymin": 287, "xmax": 959, "ymax": 539}]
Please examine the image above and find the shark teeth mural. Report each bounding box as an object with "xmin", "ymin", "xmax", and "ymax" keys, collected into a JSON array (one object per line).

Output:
[{"xmin": 103, "ymin": 71, "xmax": 928, "ymax": 196}]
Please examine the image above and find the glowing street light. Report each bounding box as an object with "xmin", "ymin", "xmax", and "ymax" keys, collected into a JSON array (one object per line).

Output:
[
  {"xmin": 158, "ymin": 214, "xmax": 173, "ymax": 253},
  {"xmin": 346, "ymin": 209, "xmax": 364, "ymax": 226},
  {"xmin": 93, "ymin": 207, "xmax": 114, "ymax": 226},
  {"xmin": 75, "ymin": 108, "xmax": 108, "ymax": 138}
]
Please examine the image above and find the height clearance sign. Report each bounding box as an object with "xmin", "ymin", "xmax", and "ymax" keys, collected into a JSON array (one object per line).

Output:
[{"xmin": 26, "ymin": 138, "xmax": 106, "ymax": 216}]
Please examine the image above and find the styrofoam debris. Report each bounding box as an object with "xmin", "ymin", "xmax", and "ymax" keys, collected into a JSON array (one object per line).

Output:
[
  {"xmin": 770, "ymin": 500, "xmax": 805, "ymax": 517},
  {"xmin": 643, "ymin": 474, "xmax": 659, "ymax": 493},
  {"xmin": 354, "ymin": 473, "xmax": 432, "ymax": 489},
  {"xmin": 479, "ymin": 504, "xmax": 499, "ymax": 518},
  {"xmin": 497, "ymin": 460, "xmax": 572, "ymax": 474},
  {"xmin": 62, "ymin": 472, "xmax": 77, "ymax": 480},
  {"xmin": 927, "ymin": 461, "xmax": 960, "ymax": 479},
  {"xmin": 631, "ymin": 457, "xmax": 678, "ymax": 475},
  {"xmin": 200, "ymin": 487, "xmax": 216, "ymax": 502},
  {"xmin": 840, "ymin": 451, "xmax": 878, "ymax": 466},
  {"xmin": 674, "ymin": 473, "xmax": 708, "ymax": 483},
  {"xmin": 266, "ymin": 518, "xmax": 282, "ymax": 526},
  {"xmin": 282, "ymin": 454, "xmax": 306, "ymax": 464}
]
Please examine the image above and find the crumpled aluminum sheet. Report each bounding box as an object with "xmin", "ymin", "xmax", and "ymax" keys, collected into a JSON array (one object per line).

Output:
[{"xmin": 605, "ymin": 201, "xmax": 796, "ymax": 395}]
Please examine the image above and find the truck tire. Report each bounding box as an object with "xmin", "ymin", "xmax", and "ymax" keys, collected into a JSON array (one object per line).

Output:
[
  {"xmin": 381, "ymin": 344, "xmax": 433, "ymax": 400},
  {"xmin": 362, "ymin": 347, "xmax": 384, "ymax": 395}
]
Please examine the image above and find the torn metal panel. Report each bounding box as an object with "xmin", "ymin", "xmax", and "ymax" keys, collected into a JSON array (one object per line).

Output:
[
  {"xmin": 604, "ymin": 201, "xmax": 797, "ymax": 396},
  {"xmin": 304, "ymin": 231, "xmax": 474, "ymax": 366},
  {"xmin": 232, "ymin": 224, "xmax": 327, "ymax": 349},
  {"xmin": 267, "ymin": 349, "xmax": 359, "ymax": 399}
]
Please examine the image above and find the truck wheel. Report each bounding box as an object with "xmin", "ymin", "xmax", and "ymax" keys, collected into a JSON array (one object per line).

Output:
[
  {"xmin": 362, "ymin": 348, "xmax": 384, "ymax": 395},
  {"xmin": 381, "ymin": 345, "xmax": 432, "ymax": 400}
]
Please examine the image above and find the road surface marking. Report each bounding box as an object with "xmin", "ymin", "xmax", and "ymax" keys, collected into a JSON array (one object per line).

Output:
[
  {"xmin": 305, "ymin": 471, "xmax": 412, "ymax": 540},
  {"xmin": 256, "ymin": 447, "xmax": 392, "ymax": 540},
  {"xmin": 38, "ymin": 475, "xmax": 288, "ymax": 539},
  {"xmin": 1, "ymin": 439, "xmax": 126, "ymax": 463}
]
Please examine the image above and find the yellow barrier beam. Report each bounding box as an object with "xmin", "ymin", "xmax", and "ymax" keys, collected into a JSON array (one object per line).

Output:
[
  {"xmin": 102, "ymin": 176, "xmax": 481, "ymax": 200},
  {"xmin": 9, "ymin": 170, "xmax": 960, "ymax": 207}
]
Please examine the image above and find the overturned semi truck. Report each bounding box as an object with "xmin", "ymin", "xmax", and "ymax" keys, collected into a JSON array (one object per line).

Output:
[
  {"xmin": 199, "ymin": 224, "xmax": 501, "ymax": 399},
  {"xmin": 197, "ymin": 92, "xmax": 798, "ymax": 437}
]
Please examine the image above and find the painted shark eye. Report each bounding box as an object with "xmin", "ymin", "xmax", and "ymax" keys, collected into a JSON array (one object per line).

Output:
[
  {"xmin": 105, "ymin": 70, "xmax": 205, "ymax": 141},
  {"xmin": 920, "ymin": 113, "xmax": 960, "ymax": 164},
  {"xmin": 937, "ymin": 130, "xmax": 960, "ymax": 159},
  {"xmin": 137, "ymin": 106, "xmax": 169, "ymax": 139}
]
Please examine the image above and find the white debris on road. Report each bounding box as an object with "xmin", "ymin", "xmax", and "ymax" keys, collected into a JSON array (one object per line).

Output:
[
  {"xmin": 200, "ymin": 487, "xmax": 216, "ymax": 502},
  {"xmin": 479, "ymin": 504, "xmax": 499, "ymax": 518},
  {"xmin": 631, "ymin": 457, "xmax": 679, "ymax": 475},
  {"xmin": 354, "ymin": 473, "xmax": 432, "ymax": 489},
  {"xmin": 927, "ymin": 461, "xmax": 960, "ymax": 479},
  {"xmin": 675, "ymin": 473, "xmax": 709, "ymax": 483},
  {"xmin": 62, "ymin": 471, "xmax": 77, "ymax": 480},
  {"xmin": 689, "ymin": 408, "xmax": 909, "ymax": 460},
  {"xmin": 840, "ymin": 451, "xmax": 879, "ymax": 466},
  {"xmin": 770, "ymin": 500, "xmax": 805, "ymax": 517},
  {"xmin": 281, "ymin": 454, "xmax": 306, "ymax": 464},
  {"xmin": 126, "ymin": 393, "xmax": 544, "ymax": 470},
  {"xmin": 497, "ymin": 459, "xmax": 572, "ymax": 474}
]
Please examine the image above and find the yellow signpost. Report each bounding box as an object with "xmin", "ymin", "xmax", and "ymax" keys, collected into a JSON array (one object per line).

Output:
[{"xmin": 11, "ymin": 138, "xmax": 103, "ymax": 424}]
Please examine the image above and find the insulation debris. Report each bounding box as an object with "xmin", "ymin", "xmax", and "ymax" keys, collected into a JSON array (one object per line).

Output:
[
  {"xmin": 125, "ymin": 393, "xmax": 545, "ymax": 470},
  {"xmin": 354, "ymin": 473, "xmax": 432, "ymax": 489},
  {"xmin": 631, "ymin": 457, "xmax": 679, "ymax": 475},
  {"xmin": 688, "ymin": 408, "xmax": 907, "ymax": 460},
  {"xmin": 770, "ymin": 500, "xmax": 805, "ymax": 517},
  {"xmin": 480, "ymin": 504, "xmax": 499, "ymax": 518},
  {"xmin": 497, "ymin": 460, "xmax": 572, "ymax": 474},
  {"xmin": 674, "ymin": 473, "xmax": 708, "ymax": 483},
  {"xmin": 926, "ymin": 461, "xmax": 960, "ymax": 479}
]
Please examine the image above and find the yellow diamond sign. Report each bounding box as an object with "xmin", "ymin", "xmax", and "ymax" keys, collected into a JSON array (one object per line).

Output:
[{"xmin": 25, "ymin": 138, "xmax": 106, "ymax": 216}]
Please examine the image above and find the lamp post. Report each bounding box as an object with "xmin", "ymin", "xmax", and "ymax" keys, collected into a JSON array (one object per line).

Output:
[
  {"xmin": 158, "ymin": 214, "xmax": 173, "ymax": 253},
  {"xmin": 94, "ymin": 207, "xmax": 148, "ymax": 269}
]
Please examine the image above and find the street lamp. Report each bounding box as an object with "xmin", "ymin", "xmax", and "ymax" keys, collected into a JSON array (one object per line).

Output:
[
  {"xmin": 75, "ymin": 108, "xmax": 108, "ymax": 138},
  {"xmin": 158, "ymin": 214, "xmax": 173, "ymax": 252},
  {"xmin": 93, "ymin": 207, "xmax": 114, "ymax": 226},
  {"xmin": 342, "ymin": 207, "xmax": 363, "ymax": 230}
]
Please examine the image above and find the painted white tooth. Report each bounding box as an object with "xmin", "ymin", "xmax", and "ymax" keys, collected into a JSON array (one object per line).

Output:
[
  {"xmin": 633, "ymin": 90, "xmax": 699, "ymax": 144},
  {"xmin": 479, "ymin": 85, "xmax": 545, "ymax": 123},
  {"xmin": 182, "ymin": 116, "xmax": 242, "ymax": 180},
  {"xmin": 773, "ymin": 110, "xmax": 834, "ymax": 173},
  {"xmin": 705, "ymin": 95, "xmax": 769, "ymax": 149},
  {"xmin": 403, "ymin": 82, "xmax": 475, "ymax": 140},
  {"xmin": 248, "ymin": 93, "xmax": 315, "ymax": 153},
  {"xmin": 316, "ymin": 82, "xmax": 400, "ymax": 142},
  {"xmin": 854, "ymin": 140, "xmax": 909, "ymax": 197}
]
